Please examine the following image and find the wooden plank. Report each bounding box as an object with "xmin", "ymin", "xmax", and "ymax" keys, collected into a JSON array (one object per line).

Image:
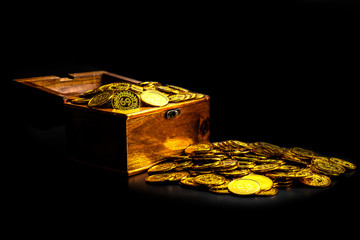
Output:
[{"xmin": 126, "ymin": 99, "xmax": 210, "ymax": 172}]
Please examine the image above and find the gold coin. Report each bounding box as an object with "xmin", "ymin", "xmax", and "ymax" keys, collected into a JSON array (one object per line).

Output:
[
  {"xmin": 101, "ymin": 82, "xmax": 131, "ymax": 91},
  {"xmin": 213, "ymin": 159, "xmax": 238, "ymax": 169},
  {"xmin": 242, "ymin": 174, "xmax": 273, "ymax": 191},
  {"xmin": 277, "ymin": 165, "xmax": 300, "ymax": 172},
  {"xmin": 71, "ymin": 97, "xmax": 90, "ymax": 105},
  {"xmin": 130, "ymin": 84, "xmax": 144, "ymax": 93},
  {"xmin": 252, "ymin": 163, "xmax": 279, "ymax": 172},
  {"xmin": 209, "ymin": 179, "xmax": 231, "ymax": 190},
  {"xmin": 140, "ymin": 90, "xmax": 169, "ymax": 107},
  {"xmin": 290, "ymin": 147, "xmax": 317, "ymax": 158},
  {"xmin": 179, "ymin": 177, "xmax": 201, "ymax": 188},
  {"xmin": 148, "ymin": 162, "xmax": 177, "ymax": 174},
  {"xmin": 185, "ymin": 143, "xmax": 213, "ymax": 155},
  {"xmin": 209, "ymin": 188, "xmax": 230, "ymax": 194},
  {"xmin": 192, "ymin": 156, "xmax": 223, "ymax": 162},
  {"xmin": 256, "ymin": 187, "xmax": 279, "ymax": 196},
  {"xmin": 168, "ymin": 94, "xmax": 186, "ymax": 102},
  {"xmin": 237, "ymin": 163, "xmax": 256, "ymax": 169},
  {"xmin": 192, "ymin": 161, "xmax": 221, "ymax": 170},
  {"xmin": 220, "ymin": 169, "xmax": 251, "ymax": 178},
  {"xmin": 194, "ymin": 174, "xmax": 226, "ymax": 186},
  {"xmin": 312, "ymin": 158, "xmax": 345, "ymax": 175},
  {"xmin": 145, "ymin": 173, "xmax": 174, "ymax": 183},
  {"xmin": 194, "ymin": 93, "xmax": 205, "ymax": 99},
  {"xmin": 299, "ymin": 174, "xmax": 331, "ymax": 187},
  {"xmin": 139, "ymin": 81, "xmax": 161, "ymax": 87},
  {"xmin": 228, "ymin": 179, "xmax": 261, "ymax": 195},
  {"xmin": 227, "ymin": 140, "xmax": 249, "ymax": 149},
  {"xmin": 88, "ymin": 91, "xmax": 114, "ymax": 107},
  {"xmin": 329, "ymin": 157, "xmax": 356, "ymax": 170},
  {"xmin": 183, "ymin": 92, "xmax": 197, "ymax": 101},
  {"xmin": 156, "ymin": 85, "xmax": 180, "ymax": 95},
  {"xmin": 168, "ymin": 171, "xmax": 190, "ymax": 181},
  {"xmin": 111, "ymin": 90, "xmax": 140, "ymax": 110}
]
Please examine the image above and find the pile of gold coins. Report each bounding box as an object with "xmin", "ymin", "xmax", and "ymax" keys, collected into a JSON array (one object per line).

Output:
[
  {"xmin": 145, "ymin": 140, "xmax": 356, "ymax": 196},
  {"xmin": 70, "ymin": 81, "xmax": 205, "ymax": 110}
]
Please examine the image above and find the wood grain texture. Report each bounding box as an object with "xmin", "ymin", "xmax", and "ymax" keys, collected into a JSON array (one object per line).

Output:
[
  {"xmin": 127, "ymin": 98, "xmax": 210, "ymax": 173},
  {"xmin": 14, "ymin": 71, "xmax": 211, "ymax": 176}
]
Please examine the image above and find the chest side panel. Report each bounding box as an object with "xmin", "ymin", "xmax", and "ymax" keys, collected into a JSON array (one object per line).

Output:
[{"xmin": 126, "ymin": 99, "xmax": 210, "ymax": 174}]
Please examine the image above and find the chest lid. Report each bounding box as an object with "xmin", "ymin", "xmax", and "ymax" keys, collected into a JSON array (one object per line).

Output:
[{"xmin": 14, "ymin": 70, "xmax": 209, "ymax": 119}]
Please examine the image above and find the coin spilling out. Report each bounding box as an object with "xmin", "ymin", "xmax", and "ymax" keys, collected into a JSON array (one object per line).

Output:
[
  {"xmin": 228, "ymin": 179, "xmax": 261, "ymax": 195},
  {"xmin": 70, "ymin": 81, "xmax": 206, "ymax": 110},
  {"xmin": 140, "ymin": 90, "xmax": 169, "ymax": 107},
  {"xmin": 145, "ymin": 140, "xmax": 357, "ymax": 197}
]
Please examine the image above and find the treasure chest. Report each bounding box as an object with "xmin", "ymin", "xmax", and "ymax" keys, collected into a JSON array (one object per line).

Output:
[{"xmin": 14, "ymin": 71, "xmax": 210, "ymax": 176}]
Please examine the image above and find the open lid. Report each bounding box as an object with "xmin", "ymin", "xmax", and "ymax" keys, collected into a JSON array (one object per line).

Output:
[
  {"xmin": 14, "ymin": 71, "xmax": 141, "ymax": 98},
  {"xmin": 14, "ymin": 70, "xmax": 210, "ymax": 120}
]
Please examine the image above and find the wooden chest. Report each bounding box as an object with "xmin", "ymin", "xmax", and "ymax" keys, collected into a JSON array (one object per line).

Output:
[{"xmin": 14, "ymin": 71, "xmax": 210, "ymax": 176}]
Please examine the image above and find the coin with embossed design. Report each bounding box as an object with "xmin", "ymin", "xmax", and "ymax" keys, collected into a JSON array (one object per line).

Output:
[
  {"xmin": 112, "ymin": 90, "xmax": 140, "ymax": 110},
  {"xmin": 148, "ymin": 162, "xmax": 177, "ymax": 174},
  {"xmin": 194, "ymin": 174, "xmax": 226, "ymax": 186},
  {"xmin": 228, "ymin": 179, "xmax": 261, "ymax": 195},
  {"xmin": 299, "ymin": 174, "xmax": 331, "ymax": 187},
  {"xmin": 329, "ymin": 157, "xmax": 356, "ymax": 170},
  {"xmin": 242, "ymin": 174, "xmax": 273, "ymax": 191},
  {"xmin": 88, "ymin": 91, "xmax": 114, "ymax": 107}
]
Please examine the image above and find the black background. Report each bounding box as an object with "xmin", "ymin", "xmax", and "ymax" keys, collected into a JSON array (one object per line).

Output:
[{"xmin": 4, "ymin": 0, "xmax": 360, "ymax": 228}]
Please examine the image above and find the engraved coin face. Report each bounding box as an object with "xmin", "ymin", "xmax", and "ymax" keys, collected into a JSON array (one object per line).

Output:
[
  {"xmin": 329, "ymin": 157, "xmax": 356, "ymax": 170},
  {"xmin": 112, "ymin": 90, "xmax": 140, "ymax": 110},
  {"xmin": 140, "ymin": 90, "xmax": 169, "ymax": 107},
  {"xmin": 312, "ymin": 158, "xmax": 346, "ymax": 174},
  {"xmin": 252, "ymin": 163, "xmax": 279, "ymax": 172},
  {"xmin": 145, "ymin": 173, "xmax": 174, "ymax": 183},
  {"xmin": 299, "ymin": 174, "xmax": 331, "ymax": 187},
  {"xmin": 194, "ymin": 174, "xmax": 226, "ymax": 186},
  {"xmin": 88, "ymin": 91, "xmax": 113, "ymax": 107},
  {"xmin": 228, "ymin": 179, "xmax": 261, "ymax": 195},
  {"xmin": 242, "ymin": 174, "xmax": 274, "ymax": 191},
  {"xmin": 148, "ymin": 162, "xmax": 177, "ymax": 174}
]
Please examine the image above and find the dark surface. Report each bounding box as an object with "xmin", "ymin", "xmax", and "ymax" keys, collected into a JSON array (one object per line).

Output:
[
  {"xmin": 4, "ymin": 0, "xmax": 360, "ymax": 228},
  {"xmin": 7, "ymin": 93, "xmax": 360, "ymax": 219}
]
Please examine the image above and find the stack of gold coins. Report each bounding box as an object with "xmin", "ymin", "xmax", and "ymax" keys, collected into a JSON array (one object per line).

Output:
[
  {"xmin": 70, "ymin": 81, "xmax": 206, "ymax": 110},
  {"xmin": 145, "ymin": 140, "xmax": 357, "ymax": 196}
]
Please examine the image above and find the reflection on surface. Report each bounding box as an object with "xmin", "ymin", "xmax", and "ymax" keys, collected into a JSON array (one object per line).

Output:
[
  {"xmin": 163, "ymin": 137, "xmax": 193, "ymax": 151},
  {"xmin": 128, "ymin": 165, "xmax": 358, "ymax": 211}
]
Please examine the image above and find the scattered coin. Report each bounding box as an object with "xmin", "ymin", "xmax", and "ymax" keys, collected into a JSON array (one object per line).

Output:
[
  {"xmin": 329, "ymin": 157, "xmax": 356, "ymax": 170},
  {"xmin": 299, "ymin": 174, "xmax": 331, "ymax": 187},
  {"xmin": 228, "ymin": 179, "xmax": 261, "ymax": 195},
  {"xmin": 194, "ymin": 174, "xmax": 226, "ymax": 186},
  {"xmin": 144, "ymin": 139, "xmax": 356, "ymax": 197},
  {"xmin": 256, "ymin": 187, "xmax": 279, "ymax": 196},
  {"xmin": 148, "ymin": 162, "xmax": 177, "ymax": 174},
  {"xmin": 242, "ymin": 174, "xmax": 273, "ymax": 191}
]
